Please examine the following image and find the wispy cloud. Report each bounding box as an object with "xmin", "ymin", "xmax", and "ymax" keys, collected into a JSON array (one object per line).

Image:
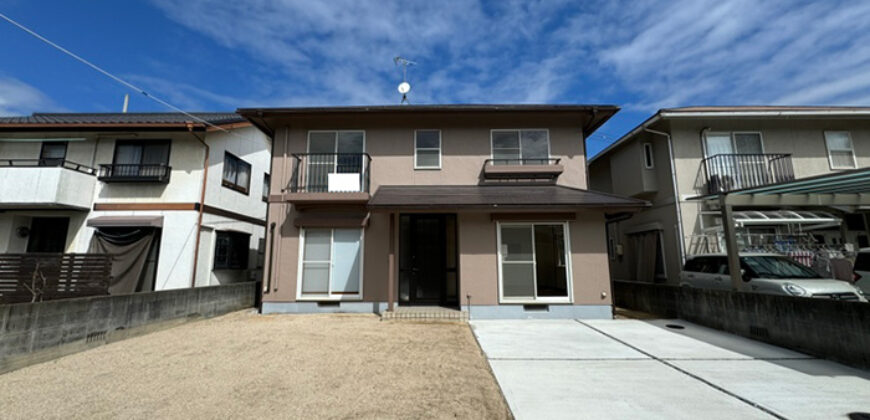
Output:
[
  {"xmin": 148, "ymin": 0, "xmax": 870, "ymax": 112},
  {"xmin": 0, "ymin": 76, "xmax": 61, "ymax": 116}
]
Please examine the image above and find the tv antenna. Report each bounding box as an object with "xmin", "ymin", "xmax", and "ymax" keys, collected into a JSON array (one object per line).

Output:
[{"xmin": 394, "ymin": 56, "xmax": 416, "ymax": 104}]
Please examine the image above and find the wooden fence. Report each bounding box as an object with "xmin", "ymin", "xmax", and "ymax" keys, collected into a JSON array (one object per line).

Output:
[{"xmin": 0, "ymin": 254, "xmax": 112, "ymax": 304}]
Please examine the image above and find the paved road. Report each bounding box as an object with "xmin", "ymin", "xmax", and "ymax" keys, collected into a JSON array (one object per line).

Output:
[{"xmin": 471, "ymin": 319, "xmax": 870, "ymax": 419}]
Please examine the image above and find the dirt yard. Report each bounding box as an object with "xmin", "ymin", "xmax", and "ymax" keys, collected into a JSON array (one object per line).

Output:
[{"xmin": 0, "ymin": 311, "xmax": 510, "ymax": 419}]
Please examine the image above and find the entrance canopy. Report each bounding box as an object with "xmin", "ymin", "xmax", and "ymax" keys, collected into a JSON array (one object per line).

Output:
[{"xmin": 368, "ymin": 185, "xmax": 648, "ymax": 212}]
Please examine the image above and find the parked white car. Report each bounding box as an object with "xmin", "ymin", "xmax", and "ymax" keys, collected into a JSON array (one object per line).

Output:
[
  {"xmin": 680, "ymin": 253, "xmax": 867, "ymax": 302},
  {"xmin": 852, "ymin": 248, "xmax": 870, "ymax": 295}
]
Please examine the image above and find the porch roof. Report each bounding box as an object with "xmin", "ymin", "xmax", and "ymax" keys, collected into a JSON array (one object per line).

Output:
[{"xmin": 367, "ymin": 185, "xmax": 648, "ymax": 211}]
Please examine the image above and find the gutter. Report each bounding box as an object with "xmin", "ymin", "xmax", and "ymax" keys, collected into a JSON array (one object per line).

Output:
[
  {"xmin": 188, "ymin": 124, "xmax": 209, "ymax": 288},
  {"xmin": 643, "ymin": 127, "xmax": 686, "ymax": 267}
]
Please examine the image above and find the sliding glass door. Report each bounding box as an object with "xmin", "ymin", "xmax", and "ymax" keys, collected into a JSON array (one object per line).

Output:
[
  {"xmin": 498, "ymin": 223, "xmax": 571, "ymax": 303},
  {"xmin": 299, "ymin": 228, "xmax": 363, "ymax": 299}
]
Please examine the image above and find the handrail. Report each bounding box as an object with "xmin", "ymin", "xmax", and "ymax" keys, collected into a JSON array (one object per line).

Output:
[
  {"xmin": 288, "ymin": 153, "xmax": 371, "ymax": 193},
  {"xmin": 98, "ymin": 163, "xmax": 172, "ymax": 183},
  {"xmin": 700, "ymin": 153, "xmax": 794, "ymax": 194},
  {"xmin": 0, "ymin": 159, "xmax": 96, "ymax": 175},
  {"xmin": 485, "ymin": 158, "xmax": 561, "ymax": 166}
]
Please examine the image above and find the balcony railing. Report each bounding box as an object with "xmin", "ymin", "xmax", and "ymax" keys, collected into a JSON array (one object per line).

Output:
[
  {"xmin": 98, "ymin": 164, "xmax": 171, "ymax": 183},
  {"xmin": 483, "ymin": 158, "xmax": 563, "ymax": 181},
  {"xmin": 700, "ymin": 153, "xmax": 794, "ymax": 195},
  {"xmin": 0, "ymin": 159, "xmax": 96, "ymax": 175},
  {"xmin": 288, "ymin": 153, "xmax": 371, "ymax": 193}
]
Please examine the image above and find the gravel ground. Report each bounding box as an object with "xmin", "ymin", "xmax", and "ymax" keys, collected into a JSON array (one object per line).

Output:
[{"xmin": 0, "ymin": 311, "xmax": 510, "ymax": 419}]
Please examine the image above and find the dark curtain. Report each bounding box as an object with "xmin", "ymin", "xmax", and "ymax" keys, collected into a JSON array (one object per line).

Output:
[{"xmin": 88, "ymin": 227, "xmax": 156, "ymax": 294}]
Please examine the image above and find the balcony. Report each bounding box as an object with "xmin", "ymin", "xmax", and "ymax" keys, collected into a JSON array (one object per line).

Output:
[
  {"xmin": 0, "ymin": 159, "xmax": 97, "ymax": 210},
  {"xmin": 98, "ymin": 164, "xmax": 171, "ymax": 183},
  {"xmin": 482, "ymin": 158, "xmax": 563, "ymax": 181},
  {"xmin": 284, "ymin": 153, "xmax": 372, "ymax": 205},
  {"xmin": 699, "ymin": 153, "xmax": 795, "ymax": 195}
]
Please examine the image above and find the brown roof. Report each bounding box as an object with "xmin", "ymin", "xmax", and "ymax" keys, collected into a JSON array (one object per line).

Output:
[
  {"xmin": 0, "ymin": 112, "xmax": 244, "ymax": 131},
  {"xmin": 368, "ymin": 185, "xmax": 647, "ymax": 211},
  {"xmin": 237, "ymin": 104, "xmax": 619, "ymax": 138}
]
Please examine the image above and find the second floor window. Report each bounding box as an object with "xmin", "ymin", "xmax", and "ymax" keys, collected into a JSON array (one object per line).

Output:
[
  {"xmin": 415, "ymin": 130, "xmax": 441, "ymax": 169},
  {"xmin": 643, "ymin": 143, "xmax": 654, "ymax": 168},
  {"xmin": 491, "ymin": 129, "xmax": 549, "ymax": 165},
  {"xmin": 262, "ymin": 173, "xmax": 270, "ymax": 201},
  {"xmin": 39, "ymin": 142, "xmax": 67, "ymax": 166},
  {"xmin": 824, "ymin": 131, "xmax": 857, "ymax": 169},
  {"xmin": 704, "ymin": 132, "xmax": 763, "ymax": 157},
  {"xmin": 111, "ymin": 140, "xmax": 171, "ymax": 178},
  {"xmin": 223, "ymin": 152, "xmax": 251, "ymax": 194}
]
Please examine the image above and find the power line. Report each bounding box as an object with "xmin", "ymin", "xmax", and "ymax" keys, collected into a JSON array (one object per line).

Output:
[{"xmin": 0, "ymin": 12, "xmax": 235, "ymax": 135}]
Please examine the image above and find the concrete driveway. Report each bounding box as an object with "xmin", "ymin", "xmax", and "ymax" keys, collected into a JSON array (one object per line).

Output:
[{"xmin": 471, "ymin": 318, "xmax": 870, "ymax": 420}]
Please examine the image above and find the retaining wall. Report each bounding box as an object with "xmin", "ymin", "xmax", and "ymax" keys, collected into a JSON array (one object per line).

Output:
[
  {"xmin": 0, "ymin": 281, "xmax": 258, "ymax": 374},
  {"xmin": 614, "ymin": 280, "xmax": 870, "ymax": 369}
]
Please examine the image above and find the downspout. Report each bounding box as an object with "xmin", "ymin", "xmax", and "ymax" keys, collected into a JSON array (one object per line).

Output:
[
  {"xmin": 644, "ymin": 128, "xmax": 686, "ymax": 266},
  {"xmin": 188, "ymin": 123, "xmax": 208, "ymax": 288}
]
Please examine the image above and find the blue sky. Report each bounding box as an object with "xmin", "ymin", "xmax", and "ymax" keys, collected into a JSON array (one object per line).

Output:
[{"xmin": 2, "ymin": 0, "xmax": 870, "ymax": 156}]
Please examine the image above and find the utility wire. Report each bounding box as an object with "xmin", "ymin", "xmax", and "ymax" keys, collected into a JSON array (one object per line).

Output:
[{"xmin": 0, "ymin": 12, "xmax": 235, "ymax": 135}]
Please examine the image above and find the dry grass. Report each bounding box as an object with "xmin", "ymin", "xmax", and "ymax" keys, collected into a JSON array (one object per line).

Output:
[{"xmin": 0, "ymin": 311, "xmax": 510, "ymax": 419}]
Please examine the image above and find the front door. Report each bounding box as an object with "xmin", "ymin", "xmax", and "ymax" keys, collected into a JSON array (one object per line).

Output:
[{"xmin": 399, "ymin": 214, "xmax": 458, "ymax": 307}]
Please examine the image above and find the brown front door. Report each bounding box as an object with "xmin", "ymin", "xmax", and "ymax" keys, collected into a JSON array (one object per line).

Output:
[{"xmin": 399, "ymin": 214, "xmax": 458, "ymax": 307}]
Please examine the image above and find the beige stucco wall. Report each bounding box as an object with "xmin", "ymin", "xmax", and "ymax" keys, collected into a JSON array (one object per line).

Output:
[{"xmin": 263, "ymin": 112, "xmax": 616, "ymax": 306}]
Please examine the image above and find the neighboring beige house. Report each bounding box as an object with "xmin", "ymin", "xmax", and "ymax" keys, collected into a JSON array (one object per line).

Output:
[
  {"xmin": 588, "ymin": 106, "xmax": 870, "ymax": 284},
  {"xmin": 240, "ymin": 105, "xmax": 646, "ymax": 319},
  {"xmin": 0, "ymin": 113, "xmax": 271, "ymax": 293}
]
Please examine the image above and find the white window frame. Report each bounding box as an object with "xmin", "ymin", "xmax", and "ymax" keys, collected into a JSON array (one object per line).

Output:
[
  {"xmin": 296, "ymin": 227, "xmax": 365, "ymax": 301},
  {"xmin": 702, "ymin": 131, "xmax": 765, "ymax": 157},
  {"xmin": 414, "ymin": 129, "xmax": 441, "ymax": 170},
  {"xmin": 824, "ymin": 131, "xmax": 857, "ymax": 170},
  {"xmin": 490, "ymin": 129, "xmax": 551, "ymax": 164},
  {"xmin": 496, "ymin": 221, "xmax": 573, "ymax": 304},
  {"xmin": 642, "ymin": 142, "xmax": 655, "ymax": 169}
]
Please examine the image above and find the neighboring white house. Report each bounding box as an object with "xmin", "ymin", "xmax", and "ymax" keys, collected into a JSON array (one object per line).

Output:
[{"xmin": 0, "ymin": 113, "xmax": 270, "ymax": 292}]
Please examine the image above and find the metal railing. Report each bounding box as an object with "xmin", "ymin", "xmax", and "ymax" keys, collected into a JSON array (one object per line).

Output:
[
  {"xmin": 98, "ymin": 164, "xmax": 172, "ymax": 183},
  {"xmin": 0, "ymin": 159, "xmax": 96, "ymax": 175},
  {"xmin": 288, "ymin": 153, "xmax": 371, "ymax": 193},
  {"xmin": 485, "ymin": 158, "xmax": 561, "ymax": 166},
  {"xmin": 700, "ymin": 153, "xmax": 794, "ymax": 194}
]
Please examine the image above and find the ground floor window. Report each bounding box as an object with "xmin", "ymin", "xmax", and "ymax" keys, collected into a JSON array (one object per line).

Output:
[
  {"xmin": 214, "ymin": 231, "xmax": 250, "ymax": 269},
  {"xmin": 498, "ymin": 222, "xmax": 571, "ymax": 303},
  {"xmin": 298, "ymin": 228, "xmax": 363, "ymax": 299}
]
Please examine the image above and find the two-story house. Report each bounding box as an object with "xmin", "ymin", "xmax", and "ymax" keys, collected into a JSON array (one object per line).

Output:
[
  {"xmin": 589, "ymin": 106, "xmax": 870, "ymax": 285},
  {"xmin": 0, "ymin": 113, "xmax": 270, "ymax": 294},
  {"xmin": 240, "ymin": 105, "xmax": 647, "ymax": 319}
]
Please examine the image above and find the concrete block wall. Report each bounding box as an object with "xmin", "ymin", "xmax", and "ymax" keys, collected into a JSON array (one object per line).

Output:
[
  {"xmin": 614, "ymin": 281, "xmax": 870, "ymax": 369},
  {"xmin": 0, "ymin": 281, "xmax": 258, "ymax": 374}
]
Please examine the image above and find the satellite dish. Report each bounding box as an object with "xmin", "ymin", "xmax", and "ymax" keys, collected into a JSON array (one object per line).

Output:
[{"xmin": 398, "ymin": 82, "xmax": 411, "ymax": 94}]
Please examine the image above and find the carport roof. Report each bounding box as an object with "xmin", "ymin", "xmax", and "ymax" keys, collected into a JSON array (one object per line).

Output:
[
  {"xmin": 368, "ymin": 185, "xmax": 648, "ymax": 211},
  {"xmin": 693, "ymin": 167, "xmax": 870, "ymax": 206}
]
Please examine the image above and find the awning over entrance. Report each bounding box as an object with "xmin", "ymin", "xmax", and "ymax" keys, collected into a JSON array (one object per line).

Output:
[
  {"xmin": 86, "ymin": 215, "xmax": 164, "ymax": 228},
  {"xmin": 368, "ymin": 185, "xmax": 648, "ymax": 211}
]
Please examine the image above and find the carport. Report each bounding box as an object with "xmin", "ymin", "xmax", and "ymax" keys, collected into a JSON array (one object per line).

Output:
[{"xmin": 690, "ymin": 167, "xmax": 870, "ymax": 289}]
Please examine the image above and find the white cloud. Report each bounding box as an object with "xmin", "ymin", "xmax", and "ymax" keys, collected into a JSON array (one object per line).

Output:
[
  {"xmin": 0, "ymin": 77, "xmax": 60, "ymax": 116},
  {"xmin": 148, "ymin": 0, "xmax": 870, "ymax": 110}
]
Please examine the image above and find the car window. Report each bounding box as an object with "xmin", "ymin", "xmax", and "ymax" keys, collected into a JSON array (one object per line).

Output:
[
  {"xmin": 742, "ymin": 256, "xmax": 821, "ymax": 279},
  {"xmin": 716, "ymin": 257, "xmax": 729, "ymax": 275},
  {"xmin": 855, "ymin": 253, "xmax": 870, "ymax": 271},
  {"xmin": 684, "ymin": 258, "xmax": 702, "ymax": 272}
]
